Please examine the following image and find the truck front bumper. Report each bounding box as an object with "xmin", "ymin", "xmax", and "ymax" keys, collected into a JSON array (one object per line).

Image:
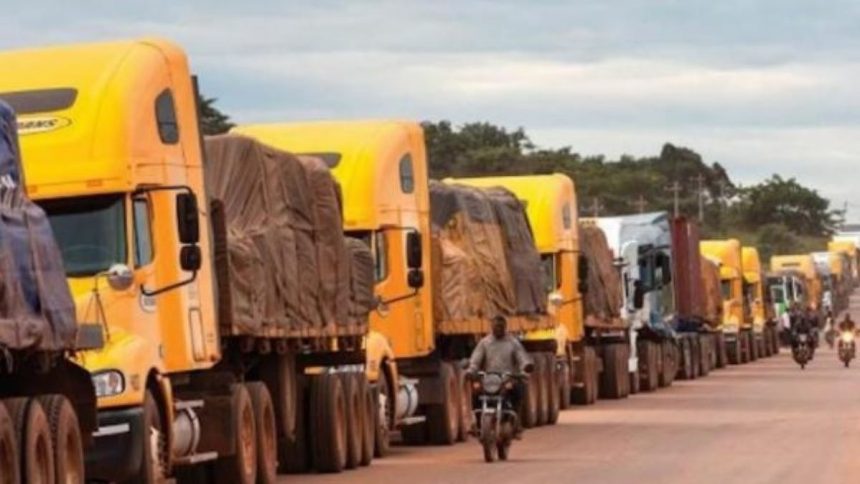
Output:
[{"xmin": 85, "ymin": 406, "xmax": 144, "ymax": 482}]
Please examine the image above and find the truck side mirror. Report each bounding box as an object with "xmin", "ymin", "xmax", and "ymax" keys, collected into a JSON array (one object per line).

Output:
[
  {"xmin": 406, "ymin": 231, "xmax": 422, "ymax": 269},
  {"xmin": 407, "ymin": 268, "xmax": 424, "ymax": 289},
  {"xmin": 633, "ymin": 281, "xmax": 645, "ymax": 309},
  {"xmin": 176, "ymin": 192, "xmax": 200, "ymax": 244},
  {"xmin": 180, "ymin": 245, "xmax": 202, "ymax": 272}
]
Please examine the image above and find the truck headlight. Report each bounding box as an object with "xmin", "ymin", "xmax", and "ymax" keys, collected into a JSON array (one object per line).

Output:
[{"xmin": 93, "ymin": 370, "xmax": 125, "ymax": 398}]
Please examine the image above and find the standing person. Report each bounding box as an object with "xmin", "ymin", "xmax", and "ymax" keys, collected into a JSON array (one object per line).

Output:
[{"xmin": 467, "ymin": 315, "xmax": 534, "ymax": 436}]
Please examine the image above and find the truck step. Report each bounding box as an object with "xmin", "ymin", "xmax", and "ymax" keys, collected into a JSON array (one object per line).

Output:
[
  {"xmin": 400, "ymin": 416, "xmax": 427, "ymax": 426},
  {"xmin": 174, "ymin": 399, "xmax": 204, "ymax": 410},
  {"xmin": 173, "ymin": 451, "xmax": 218, "ymax": 466}
]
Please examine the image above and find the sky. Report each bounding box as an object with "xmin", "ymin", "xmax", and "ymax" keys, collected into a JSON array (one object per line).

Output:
[{"xmin": 3, "ymin": 1, "xmax": 859, "ymax": 220}]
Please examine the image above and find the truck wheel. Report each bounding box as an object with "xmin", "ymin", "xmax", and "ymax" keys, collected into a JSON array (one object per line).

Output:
[
  {"xmin": 246, "ymin": 383, "xmax": 277, "ymax": 484},
  {"xmin": 523, "ymin": 364, "xmax": 539, "ymax": 427},
  {"xmin": 534, "ymin": 354, "xmax": 547, "ymax": 426},
  {"xmin": 214, "ymin": 384, "xmax": 257, "ymax": 484},
  {"xmin": 599, "ymin": 344, "xmax": 627, "ymax": 399},
  {"xmin": 339, "ymin": 374, "xmax": 363, "ymax": 470},
  {"xmin": 558, "ymin": 360, "xmax": 572, "ymax": 410},
  {"xmin": 715, "ymin": 333, "xmax": 727, "ymax": 368},
  {"xmin": 727, "ymin": 338, "xmax": 741, "ymax": 365},
  {"xmin": 359, "ymin": 380, "xmax": 375, "ymax": 466},
  {"xmin": 659, "ymin": 341, "xmax": 676, "ymax": 387},
  {"xmin": 640, "ymin": 341, "xmax": 659, "ymax": 392},
  {"xmin": 0, "ymin": 401, "xmax": 20, "ymax": 484},
  {"xmin": 740, "ymin": 332, "xmax": 751, "ymax": 363},
  {"xmin": 120, "ymin": 391, "xmax": 167, "ymax": 484},
  {"xmin": 279, "ymin": 373, "xmax": 310, "ymax": 473},
  {"xmin": 699, "ymin": 336, "xmax": 711, "ymax": 377},
  {"xmin": 572, "ymin": 346, "xmax": 598, "ymax": 405},
  {"xmin": 455, "ymin": 366, "xmax": 473, "ymax": 442},
  {"xmin": 374, "ymin": 371, "xmax": 393, "ymax": 454},
  {"xmin": 310, "ymin": 373, "xmax": 347, "ymax": 473},
  {"xmin": 750, "ymin": 333, "xmax": 759, "ymax": 361},
  {"xmin": 6, "ymin": 398, "xmax": 54, "ymax": 484},
  {"xmin": 691, "ymin": 337, "xmax": 702, "ymax": 378},
  {"xmin": 427, "ymin": 362, "xmax": 459, "ymax": 445},
  {"xmin": 545, "ymin": 354, "xmax": 560, "ymax": 425},
  {"xmin": 38, "ymin": 395, "xmax": 84, "ymax": 484},
  {"xmin": 259, "ymin": 353, "xmax": 298, "ymax": 448}
]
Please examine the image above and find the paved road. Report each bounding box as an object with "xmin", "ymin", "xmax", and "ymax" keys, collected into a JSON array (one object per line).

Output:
[{"xmin": 299, "ymin": 296, "xmax": 860, "ymax": 484}]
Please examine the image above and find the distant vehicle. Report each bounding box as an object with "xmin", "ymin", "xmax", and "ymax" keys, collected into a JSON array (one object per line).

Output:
[
  {"xmin": 838, "ymin": 331, "xmax": 856, "ymax": 368},
  {"xmin": 792, "ymin": 333, "xmax": 812, "ymax": 370}
]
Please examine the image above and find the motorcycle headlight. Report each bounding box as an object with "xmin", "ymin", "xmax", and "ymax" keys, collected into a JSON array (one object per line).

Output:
[
  {"xmin": 92, "ymin": 370, "xmax": 125, "ymax": 398},
  {"xmin": 482, "ymin": 374, "xmax": 503, "ymax": 394},
  {"xmin": 842, "ymin": 332, "xmax": 855, "ymax": 343}
]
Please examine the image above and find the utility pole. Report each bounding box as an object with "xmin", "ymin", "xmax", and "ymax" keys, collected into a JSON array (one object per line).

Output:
[
  {"xmin": 590, "ymin": 197, "xmax": 602, "ymax": 218},
  {"xmin": 667, "ymin": 181, "xmax": 682, "ymax": 217},
  {"xmin": 634, "ymin": 195, "xmax": 648, "ymax": 214},
  {"xmin": 693, "ymin": 174, "xmax": 705, "ymax": 223}
]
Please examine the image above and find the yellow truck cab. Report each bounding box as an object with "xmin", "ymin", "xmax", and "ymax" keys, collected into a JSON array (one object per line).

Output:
[
  {"xmin": 741, "ymin": 247, "xmax": 778, "ymax": 357},
  {"xmin": 1, "ymin": 39, "xmax": 377, "ymax": 482},
  {"xmin": 700, "ymin": 240, "xmax": 754, "ymax": 364},
  {"xmin": 771, "ymin": 255, "xmax": 822, "ymax": 316},
  {"xmin": 828, "ymin": 240, "xmax": 859, "ymax": 288},
  {"xmin": 233, "ymin": 121, "xmax": 457, "ymax": 445}
]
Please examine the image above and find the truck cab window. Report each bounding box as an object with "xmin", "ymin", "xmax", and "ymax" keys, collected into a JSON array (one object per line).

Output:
[
  {"xmin": 374, "ymin": 231, "xmax": 388, "ymax": 282},
  {"xmin": 133, "ymin": 197, "xmax": 154, "ymax": 267},
  {"xmin": 155, "ymin": 89, "xmax": 179, "ymax": 144},
  {"xmin": 38, "ymin": 194, "xmax": 127, "ymax": 277},
  {"xmin": 541, "ymin": 254, "xmax": 559, "ymax": 291},
  {"xmin": 399, "ymin": 154, "xmax": 415, "ymax": 194}
]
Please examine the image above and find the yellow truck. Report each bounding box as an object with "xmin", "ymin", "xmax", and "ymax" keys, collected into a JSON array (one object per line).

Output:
[
  {"xmin": 236, "ymin": 121, "xmax": 565, "ymax": 448},
  {"xmin": 771, "ymin": 255, "xmax": 823, "ymax": 318},
  {"xmin": 0, "ymin": 38, "xmax": 379, "ymax": 482},
  {"xmin": 700, "ymin": 240, "xmax": 754, "ymax": 364},
  {"xmin": 828, "ymin": 240, "xmax": 858, "ymax": 289},
  {"xmin": 454, "ymin": 176, "xmax": 632, "ymax": 403},
  {"xmin": 741, "ymin": 247, "xmax": 778, "ymax": 357},
  {"xmin": 0, "ymin": 101, "xmax": 102, "ymax": 484}
]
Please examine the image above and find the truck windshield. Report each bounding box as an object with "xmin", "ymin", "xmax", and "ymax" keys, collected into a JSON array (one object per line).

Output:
[
  {"xmin": 38, "ymin": 195, "xmax": 127, "ymax": 277},
  {"xmin": 770, "ymin": 286, "xmax": 785, "ymax": 304}
]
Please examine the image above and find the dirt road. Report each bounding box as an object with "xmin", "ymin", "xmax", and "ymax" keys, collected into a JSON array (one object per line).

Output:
[{"xmin": 298, "ymin": 301, "xmax": 860, "ymax": 484}]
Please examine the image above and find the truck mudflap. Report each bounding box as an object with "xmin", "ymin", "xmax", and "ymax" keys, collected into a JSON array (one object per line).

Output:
[{"xmin": 85, "ymin": 406, "xmax": 144, "ymax": 482}]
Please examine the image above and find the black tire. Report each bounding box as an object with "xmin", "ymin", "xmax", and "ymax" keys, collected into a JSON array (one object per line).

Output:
[
  {"xmin": 427, "ymin": 363, "xmax": 459, "ymax": 445},
  {"xmin": 214, "ymin": 384, "xmax": 257, "ymax": 484},
  {"xmin": 523, "ymin": 364, "xmax": 539, "ymax": 427},
  {"xmin": 727, "ymin": 337, "xmax": 741, "ymax": 365},
  {"xmin": 374, "ymin": 370, "xmax": 393, "ymax": 454},
  {"xmin": 698, "ymin": 336, "xmax": 710, "ymax": 377},
  {"xmin": 339, "ymin": 374, "xmax": 363, "ymax": 470},
  {"xmin": 259, "ymin": 353, "xmax": 305, "ymax": 473},
  {"xmin": 558, "ymin": 360, "xmax": 572, "ymax": 410},
  {"xmin": 599, "ymin": 344, "xmax": 628, "ymax": 399},
  {"xmin": 279, "ymin": 372, "xmax": 310, "ymax": 473},
  {"xmin": 750, "ymin": 332, "xmax": 760, "ymax": 361},
  {"xmin": 454, "ymin": 366, "xmax": 472, "ymax": 442},
  {"xmin": 246, "ymin": 383, "xmax": 277, "ymax": 484},
  {"xmin": 715, "ymin": 333, "xmax": 727, "ymax": 369},
  {"xmin": 659, "ymin": 341, "xmax": 676, "ymax": 388},
  {"xmin": 38, "ymin": 395, "xmax": 84, "ymax": 484},
  {"xmin": 359, "ymin": 380, "xmax": 375, "ymax": 466},
  {"xmin": 571, "ymin": 346, "xmax": 598, "ymax": 405},
  {"xmin": 120, "ymin": 391, "xmax": 166, "ymax": 484},
  {"xmin": 533, "ymin": 354, "xmax": 547, "ymax": 426},
  {"xmin": 545, "ymin": 354, "xmax": 560, "ymax": 425},
  {"xmin": 0, "ymin": 401, "xmax": 20, "ymax": 484},
  {"xmin": 640, "ymin": 341, "xmax": 659, "ymax": 392},
  {"xmin": 310, "ymin": 373, "xmax": 348, "ymax": 473},
  {"xmin": 7, "ymin": 398, "xmax": 54, "ymax": 484},
  {"xmin": 479, "ymin": 415, "xmax": 496, "ymax": 463}
]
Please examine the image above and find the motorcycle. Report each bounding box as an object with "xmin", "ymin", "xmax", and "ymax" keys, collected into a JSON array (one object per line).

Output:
[
  {"xmin": 792, "ymin": 333, "xmax": 812, "ymax": 369},
  {"xmin": 471, "ymin": 371, "xmax": 525, "ymax": 463},
  {"xmin": 838, "ymin": 330, "xmax": 856, "ymax": 368}
]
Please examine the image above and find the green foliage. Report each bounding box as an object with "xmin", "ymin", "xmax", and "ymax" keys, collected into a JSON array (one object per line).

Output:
[
  {"xmin": 423, "ymin": 120, "xmax": 837, "ymax": 242},
  {"xmin": 197, "ymin": 94, "xmax": 234, "ymax": 135}
]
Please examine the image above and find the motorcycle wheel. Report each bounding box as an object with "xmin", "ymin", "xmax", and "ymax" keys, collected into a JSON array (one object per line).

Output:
[
  {"xmin": 497, "ymin": 421, "xmax": 512, "ymax": 461},
  {"xmin": 845, "ymin": 359, "xmax": 850, "ymax": 369},
  {"xmin": 480, "ymin": 415, "xmax": 496, "ymax": 463}
]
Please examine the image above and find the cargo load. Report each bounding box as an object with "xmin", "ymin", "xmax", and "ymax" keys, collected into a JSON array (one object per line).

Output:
[
  {"xmin": 429, "ymin": 181, "xmax": 546, "ymax": 325},
  {"xmin": 578, "ymin": 223, "xmax": 624, "ymax": 328},
  {"xmin": 0, "ymin": 101, "xmax": 77, "ymax": 352},
  {"xmin": 204, "ymin": 134, "xmax": 371, "ymax": 338},
  {"xmin": 670, "ymin": 217, "xmax": 718, "ymax": 329},
  {"xmin": 700, "ymin": 256, "xmax": 722, "ymax": 325}
]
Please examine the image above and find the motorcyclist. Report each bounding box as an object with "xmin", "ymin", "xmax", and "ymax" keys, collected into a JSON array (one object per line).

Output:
[
  {"xmin": 790, "ymin": 310, "xmax": 814, "ymax": 345},
  {"xmin": 467, "ymin": 315, "xmax": 533, "ymax": 436},
  {"xmin": 838, "ymin": 314, "xmax": 856, "ymax": 333}
]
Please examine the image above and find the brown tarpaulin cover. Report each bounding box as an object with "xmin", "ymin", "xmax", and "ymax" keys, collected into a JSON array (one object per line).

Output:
[
  {"xmin": 700, "ymin": 256, "xmax": 722, "ymax": 327},
  {"xmin": 204, "ymin": 134, "xmax": 370, "ymax": 337},
  {"xmin": 0, "ymin": 189, "xmax": 77, "ymax": 352},
  {"xmin": 429, "ymin": 181, "xmax": 546, "ymax": 324},
  {"xmin": 579, "ymin": 223, "xmax": 624, "ymax": 327}
]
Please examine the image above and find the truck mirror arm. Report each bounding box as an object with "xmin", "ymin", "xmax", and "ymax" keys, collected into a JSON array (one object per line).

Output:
[
  {"xmin": 140, "ymin": 270, "xmax": 198, "ymax": 297},
  {"xmin": 378, "ymin": 288, "xmax": 419, "ymax": 307}
]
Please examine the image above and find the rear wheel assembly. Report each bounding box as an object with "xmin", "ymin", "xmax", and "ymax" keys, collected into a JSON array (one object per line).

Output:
[
  {"xmin": 38, "ymin": 395, "xmax": 84, "ymax": 484},
  {"xmin": 246, "ymin": 382, "xmax": 277, "ymax": 484},
  {"xmin": 545, "ymin": 354, "xmax": 560, "ymax": 425},
  {"xmin": 309, "ymin": 373, "xmax": 348, "ymax": 473},
  {"xmin": 339, "ymin": 374, "xmax": 364, "ymax": 470},
  {"xmin": 0, "ymin": 400, "xmax": 20, "ymax": 484},
  {"xmin": 214, "ymin": 384, "xmax": 257, "ymax": 484},
  {"xmin": 426, "ymin": 362, "xmax": 459, "ymax": 445}
]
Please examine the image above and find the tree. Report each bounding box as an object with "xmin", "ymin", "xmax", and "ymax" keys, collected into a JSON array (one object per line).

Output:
[
  {"xmin": 736, "ymin": 175, "xmax": 839, "ymax": 236},
  {"xmin": 197, "ymin": 94, "xmax": 234, "ymax": 135}
]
